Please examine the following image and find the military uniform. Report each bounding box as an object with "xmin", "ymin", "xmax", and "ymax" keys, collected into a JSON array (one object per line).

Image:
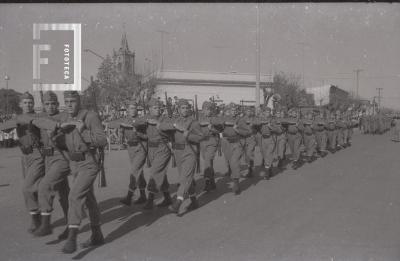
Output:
[
  {"xmin": 119, "ymin": 110, "xmax": 148, "ymax": 206},
  {"xmin": 169, "ymin": 99, "xmax": 204, "ymax": 214},
  {"xmin": 326, "ymin": 115, "xmax": 337, "ymax": 152},
  {"xmin": 272, "ymin": 112, "xmax": 287, "ymax": 167},
  {"xmin": 29, "ymin": 91, "xmax": 70, "ymax": 237},
  {"xmin": 312, "ymin": 114, "xmax": 328, "ymax": 157},
  {"xmin": 221, "ymin": 103, "xmax": 252, "ymax": 194},
  {"xmin": 59, "ymin": 91, "xmax": 107, "ymax": 254},
  {"xmin": 301, "ymin": 116, "xmax": 317, "ymax": 162},
  {"xmin": 285, "ymin": 111, "xmax": 304, "ymax": 169},
  {"xmin": 336, "ymin": 114, "xmax": 347, "ymax": 148},
  {"xmin": 143, "ymin": 99, "xmax": 175, "ymax": 210},
  {"xmin": 256, "ymin": 108, "xmax": 280, "ymax": 179},
  {"xmin": 242, "ymin": 108, "xmax": 258, "ymax": 177},
  {"xmin": 0, "ymin": 92, "xmax": 45, "ymax": 233},
  {"xmin": 198, "ymin": 101, "xmax": 223, "ymax": 192}
]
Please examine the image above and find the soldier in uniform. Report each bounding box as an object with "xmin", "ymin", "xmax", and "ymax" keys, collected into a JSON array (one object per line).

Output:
[
  {"xmin": 301, "ymin": 111, "xmax": 317, "ymax": 162},
  {"xmin": 273, "ymin": 109, "xmax": 287, "ymax": 168},
  {"xmin": 58, "ymin": 91, "xmax": 107, "ymax": 254},
  {"xmin": 142, "ymin": 98, "xmax": 175, "ymax": 210},
  {"xmin": 326, "ymin": 112, "xmax": 337, "ymax": 153},
  {"xmin": 198, "ymin": 101, "xmax": 223, "ymax": 192},
  {"xmin": 336, "ymin": 111, "xmax": 347, "ymax": 149},
  {"xmin": 313, "ymin": 110, "xmax": 328, "ymax": 157},
  {"xmin": 119, "ymin": 101, "xmax": 148, "ymax": 206},
  {"xmin": 286, "ymin": 109, "xmax": 304, "ymax": 169},
  {"xmin": 257, "ymin": 106, "xmax": 280, "ymax": 179},
  {"xmin": 31, "ymin": 91, "xmax": 70, "ymax": 239},
  {"xmin": 221, "ymin": 103, "xmax": 252, "ymax": 194},
  {"xmin": 242, "ymin": 106, "xmax": 258, "ymax": 178},
  {"xmin": 0, "ymin": 92, "xmax": 45, "ymax": 234},
  {"xmin": 168, "ymin": 99, "xmax": 204, "ymax": 214}
]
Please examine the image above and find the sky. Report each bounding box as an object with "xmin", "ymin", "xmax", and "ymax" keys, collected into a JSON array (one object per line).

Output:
[{"xmin": 0, "ymin": 3, "xmax": 400, "ymax": 108}]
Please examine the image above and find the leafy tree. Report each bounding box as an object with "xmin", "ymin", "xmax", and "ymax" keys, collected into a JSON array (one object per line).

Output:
[{"xmin": 0, "ymin": 88, "xmax": 22, "ymax": 114}]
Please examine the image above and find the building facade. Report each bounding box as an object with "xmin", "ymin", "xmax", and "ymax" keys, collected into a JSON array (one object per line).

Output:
[{"xmin": 153, "ymin": 70, "xmax": 273, "ymax": 106}]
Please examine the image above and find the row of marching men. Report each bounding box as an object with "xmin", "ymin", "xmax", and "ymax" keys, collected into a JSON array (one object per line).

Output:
[
  {"xmin": 359, "ymin": 112, "xmax": 393, "ymax": 135},
  {"xmin": 0, "ymin": 90, "xmax": 108, "ymax": 254},
  {"xmin": 0, "ymin": 90, "xmax": 357, "ymax": 255},
  {"xmin": 116, "ymin": 99, "xmax": 357, "ymax": 213}
]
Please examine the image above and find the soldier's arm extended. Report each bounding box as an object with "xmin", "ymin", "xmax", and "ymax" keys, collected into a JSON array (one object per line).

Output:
[
  {"xmin": 186, "ymin": 121, "xmax": 204, "ymax": 143},
  {"xmin": 80, "ymin": 111, "xmax": 108, "ymax": 148},
  {"xmin": 234, "ymin": 117, "xmax": 252, "ymax": 137}
]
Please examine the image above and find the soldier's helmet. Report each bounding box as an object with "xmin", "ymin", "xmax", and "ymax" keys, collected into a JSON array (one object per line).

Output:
[{"xmin": 43, "ymin": 91, "xmax": 58, "ymax": 102}]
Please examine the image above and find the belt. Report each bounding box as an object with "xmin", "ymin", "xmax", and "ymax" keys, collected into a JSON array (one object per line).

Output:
[
  {"xmin": 127, "ymin": 141, "xmax": 139, "ymax": 146},
  {"xmin": 261, "ymin": 134, "xmax": 272, "ymax": 138},
  {"xmin": 148, "ymin": 141, "xmax": 165, "ymax": 148},
  {"xmin": 172, "ymin": 143, "xmax": 185, "ymax": 150},
  {"xmin": 42, "ymin": 147, "xmax": 54, "ymax": 156},
  {"xmin": 225, "ymin": 137, "xmax": 240, "ymax": 143}
]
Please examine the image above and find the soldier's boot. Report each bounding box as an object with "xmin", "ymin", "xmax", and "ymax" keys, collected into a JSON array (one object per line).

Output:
[
  {"xmin": 81, "ymin": 225, "xmax": 105, "ymax": 249},
  {"xmin": 33, "ymin": 213, "xmax": 53, "ymax": 237},
  {"xmin": 186, "ymin": 196, "xmax": 199, "ymax": 211},
  {"xmin": 277, "ymin": 158, "xmax": 284, "ymax": 169},
  {"xmin": 224, "ymin": 166, "xmax": 232, "ymax": 177},
  {"xmin": 58, "ymin": 226, "xmax": 69, "ymax": 240},
  {"xmin": 61, "ymin": 227, "xmax": 78, "ymax": 254},
  {"xmin": 292, "ymin": 160, "xmax": 302, "ymax": 170},
  {"xmin": 142, "ymin": 192, "xmax": 154, "ymax": 210},
  {"xmin": 119, "ymin": 190, "xmax": 133, "ymax": 206},
  {"xmin": 232, "ymin": 179, "xmax": 241, "ymax": 195},
  {"xmin": 168, "ymin": 198, "xmax": 183, "ymax": 214},
  {"xmin": 266, "ymin": 167, "xmax": 273, "ymax": 180},
  {"xmin": 28, "ymin": 212, "xmax": 41, "ymax": 234},
  {"xmin": 157, "ymin": 192, "xmax": 172, "ymax": 207},
  {"xmin": 133, "ymin": 189, "xmax": 147, "ymax": 205},
  {"xmin": 245, "ymin": 160, "xmax": 254, "ymax": 178},
  {"xmin": 203, "ymin": 178, "xmax": 217, "ymax": 192}
]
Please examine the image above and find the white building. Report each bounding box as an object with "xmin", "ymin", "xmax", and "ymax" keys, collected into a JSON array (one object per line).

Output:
[{"xmin": 152, "ymin": 70, "xmax": 273, "ymax": 106}]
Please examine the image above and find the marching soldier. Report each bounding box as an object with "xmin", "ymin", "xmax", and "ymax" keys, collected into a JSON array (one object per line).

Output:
[
  {"xmin": 142, "ymin": 98, "xmax": 174, "ymax": 210},
  {"xmin": 301, "ymin": 111, "xmax": 317, "ymax": 162},
  {"xmin": 58, "ymin": 91, "xmax": 107, "ymax": 254},
  {"xmin": 273, "ymin": 109, "xmax": 287, "ymax": 168},
  {"xmin": 336, "ymin": 111, "xmax": 347, "ymax": 149},
  {"xmin": 313, "ymin": 110, "xmax": 328, "ymax": 157},
  {"xmin": 242, "ymin": 106, "xmax": 258, "ymax": 178},
  {"xmin": 31, "ymin": 91, "xmax": 70, "ymax": 239},
  {"xmin": 0, "ymin": 92, "xmax": 45, "ymax": 234},
  {"xmin": 119, "ymin": 101, "xmax": 148, "ymax": 206},
  {"xmin": 221, "ymin": 103, "xmax": 252, "ymax": 194},
  {"xmin": 168, "ymin": 99, "xmax": 204, "ymax": 215},
  {"xmin": 326, "ymin": 112, "xmax": 337, "ymax": 153},
  {"xmin": 198, "ymin": 101, "xmax": 223, "ymax": 192},
  {"xmin": 257, "ymin": 106, "xmax": 280, "ymax": 179},
  {"xmin": 286, "ymin": 109, "xmax": 304, "ymax": 169}
]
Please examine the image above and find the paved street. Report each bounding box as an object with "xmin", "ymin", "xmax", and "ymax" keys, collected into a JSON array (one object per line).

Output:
[{"xmin": 1, "ymin": 131, "xmax": 399, "ymax": 261}]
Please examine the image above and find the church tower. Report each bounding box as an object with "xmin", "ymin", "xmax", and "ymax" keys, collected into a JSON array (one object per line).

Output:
[{"xmin": 113, "ymin": 30, "xmax": 135, "ymax": 78}]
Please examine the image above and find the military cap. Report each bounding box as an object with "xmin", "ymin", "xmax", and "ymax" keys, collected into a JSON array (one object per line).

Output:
[
  {"xmin": 177, "ymin": 99, "xmax": 190, "ymax": 107},
  {"xmin": 20, "ymin": 91, "xmax": 34, "ymax": 100},
  {"xmin": 148, "ymin": 98, "xmax": 163, "ymax": 107},
  {"xmin": 43, "ymin": 91, "xmax": 58, "ymax": 102},
  {"xmin": 64, "ymin": 90, "xmax": 80, "ymax": 99}
]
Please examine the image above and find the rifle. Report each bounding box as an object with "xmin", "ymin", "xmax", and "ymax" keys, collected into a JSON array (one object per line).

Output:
[{"xmin": 194, "ymin": 95, "xmax": 201, "ymax": 173}]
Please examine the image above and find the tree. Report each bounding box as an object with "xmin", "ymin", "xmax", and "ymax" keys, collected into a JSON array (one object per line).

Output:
[{"xmin": 0, "ymin": 89, "xmax": 22, "ymax": 115}]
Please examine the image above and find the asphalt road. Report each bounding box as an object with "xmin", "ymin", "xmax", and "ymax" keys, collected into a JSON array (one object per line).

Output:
[{"xmin": 0, "ymin": 131, "xmax": 399, "ymax": 261}]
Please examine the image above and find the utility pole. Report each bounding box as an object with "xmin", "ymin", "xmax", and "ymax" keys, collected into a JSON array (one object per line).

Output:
[
  {"xmin": 297, "ymin": 42, "xmax": 310, "ymax": 88},
  {"xmin": 377, "ymin": 87, "xmax": 383, "ymax": 111},
  {"xmin": 156, "ymin": 30, "xmax": 170, "ymax": 72},
  {"xmin": 354, "ymin": 69, "xmax": 363, "ymax": 98},
  {"xmin": 255, "ymin": 3, "xmax": 261, "ymax": 114}
]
